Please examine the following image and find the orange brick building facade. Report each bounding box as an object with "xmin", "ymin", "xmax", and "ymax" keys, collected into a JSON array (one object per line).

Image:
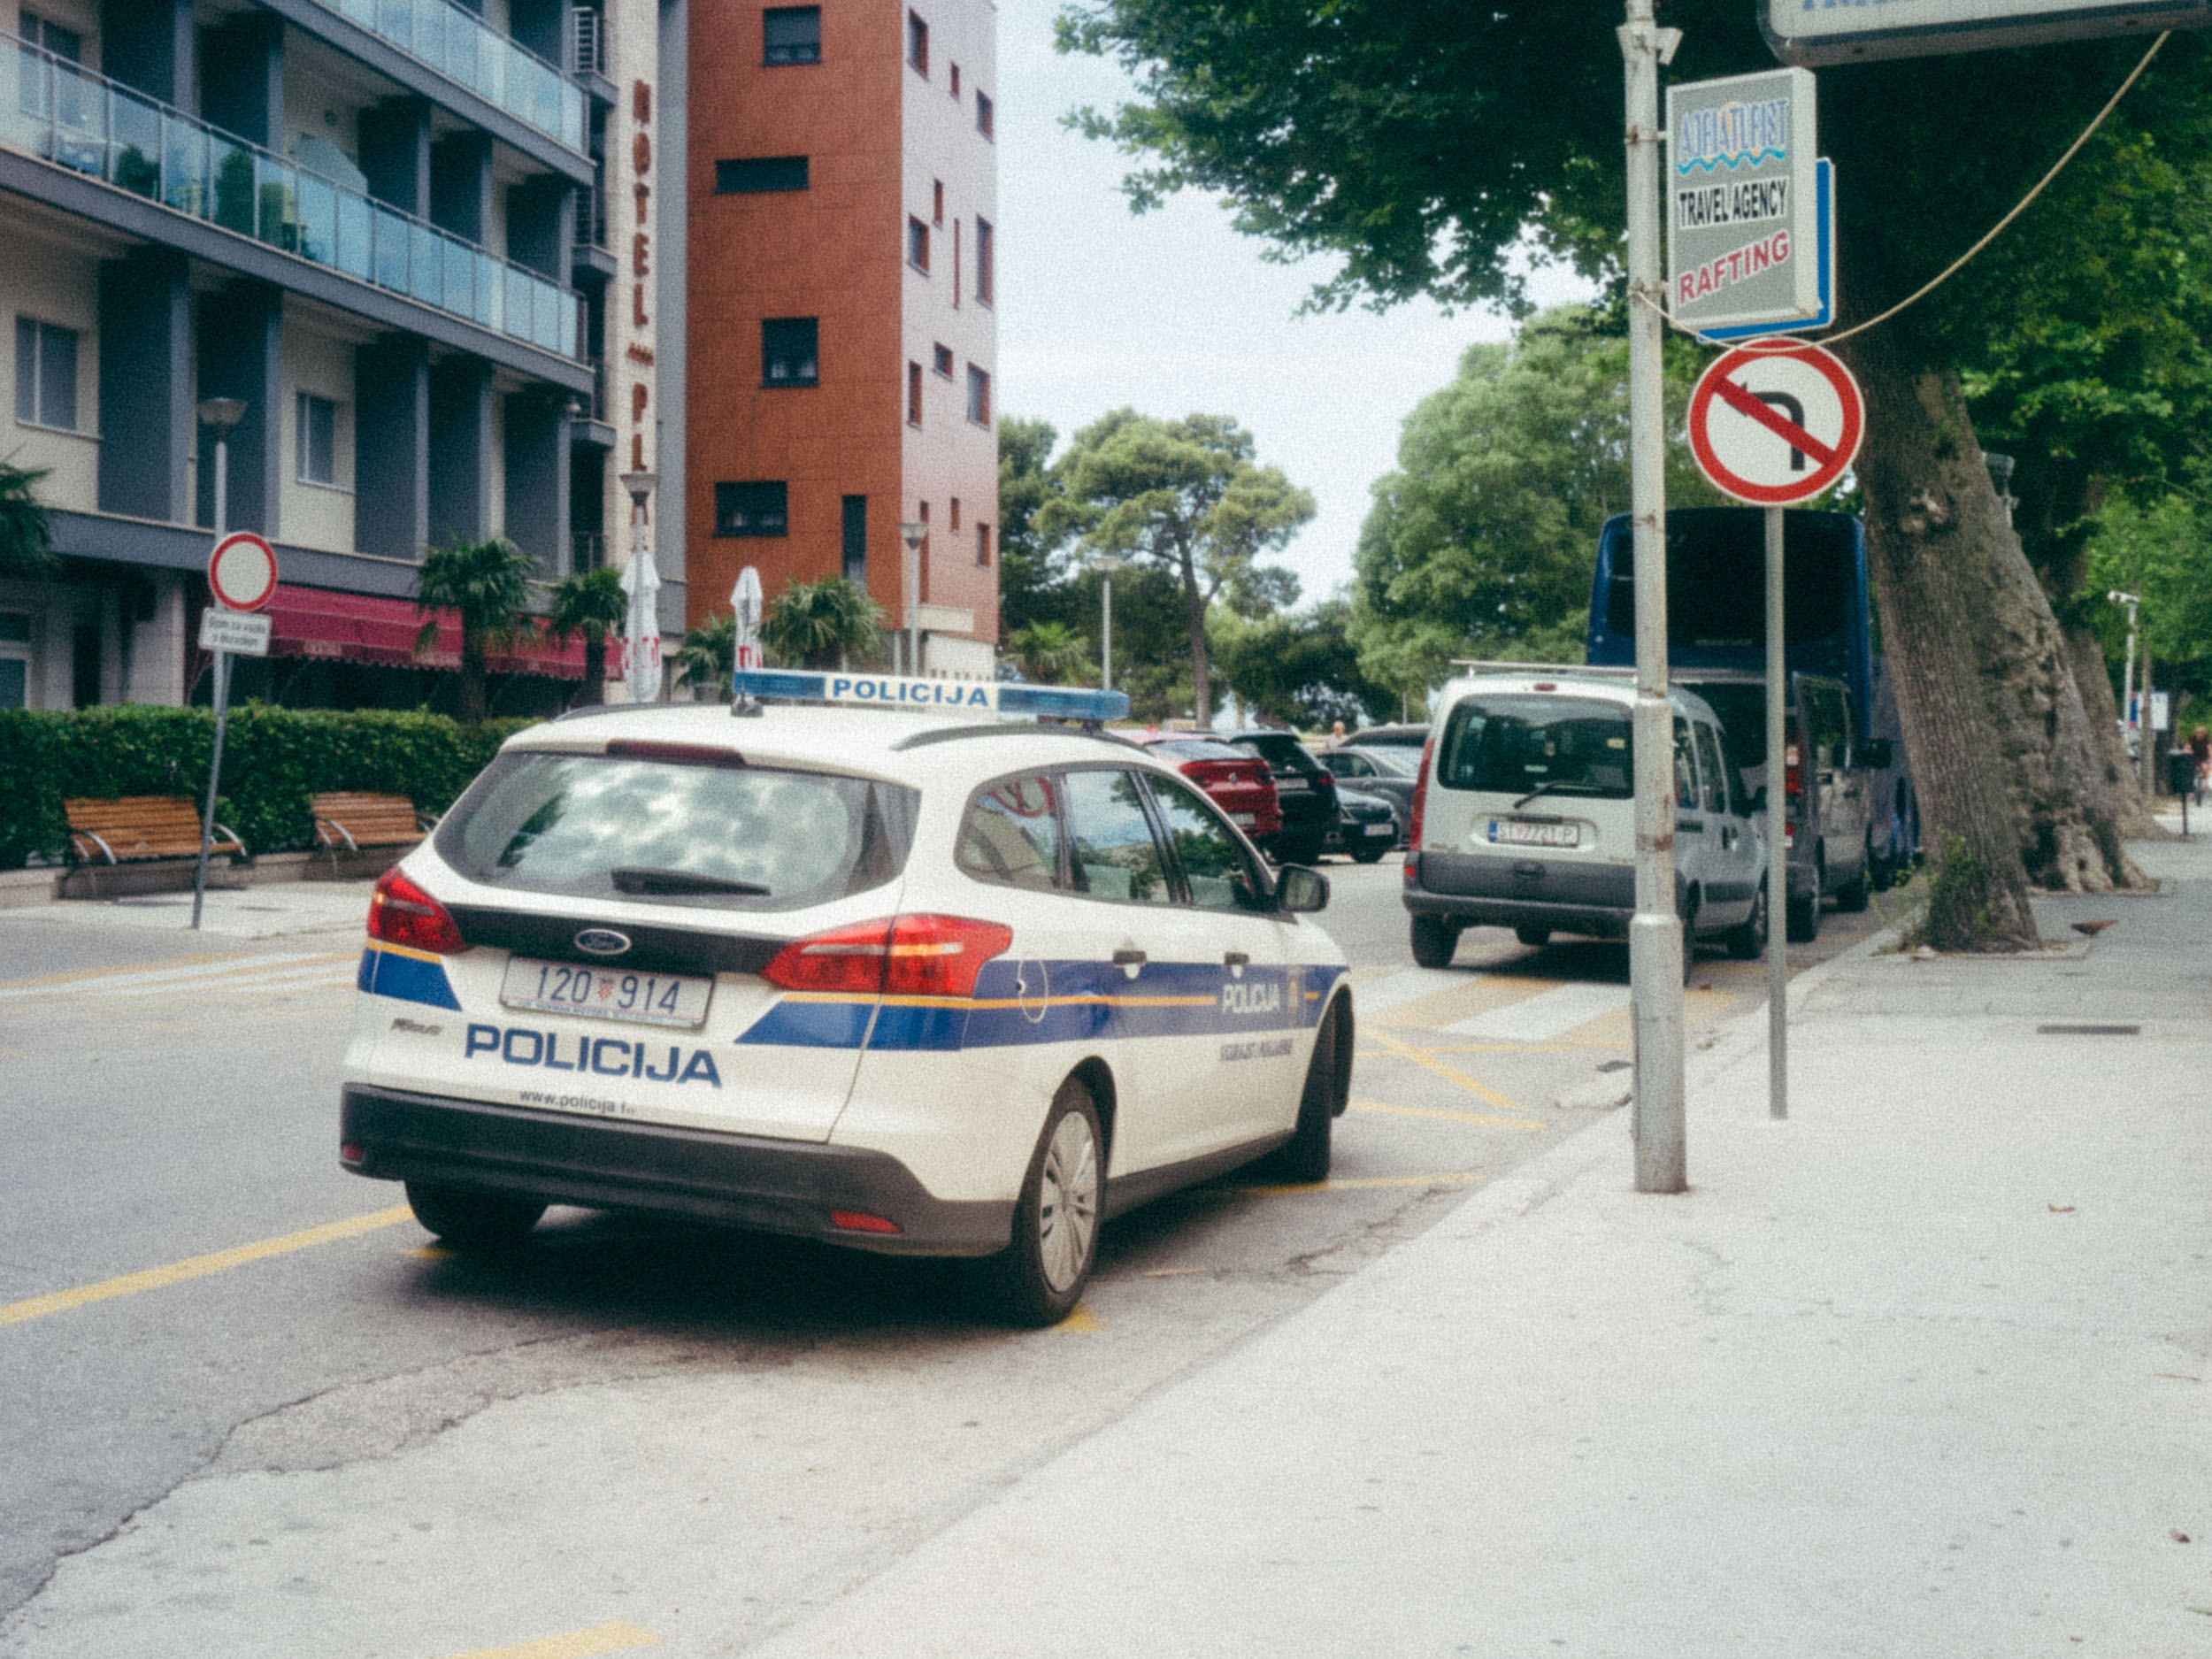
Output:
[{"xmin": 683, "ymin": 0, "xmax": 1000, "ymax": 672}]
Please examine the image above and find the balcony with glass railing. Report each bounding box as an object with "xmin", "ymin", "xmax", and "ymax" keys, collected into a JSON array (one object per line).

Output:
[
  {"xmin": 319, "ymin": 0, "xmax": 583, "ymax": 152},
  {"xmin": 6, "ymin": 35, "xmax": 581, "ymax": 360}
]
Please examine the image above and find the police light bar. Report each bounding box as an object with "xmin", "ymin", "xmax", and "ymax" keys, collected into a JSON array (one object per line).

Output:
[{"xmin": 732, "ymin": 668, "xmax": 1130, "ymax": 723}]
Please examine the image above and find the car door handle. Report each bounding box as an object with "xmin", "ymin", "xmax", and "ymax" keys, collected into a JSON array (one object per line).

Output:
[
  {"xmin": 1112, "ymin": 949, "xmax": 1148, "ymax": 966},
  {"xmin": 1223, "ymin": 950, "xmax": 1250, "ymax": 969}
]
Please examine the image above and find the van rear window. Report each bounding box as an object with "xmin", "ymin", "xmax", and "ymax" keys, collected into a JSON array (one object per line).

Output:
[
  {"xmin": 435, "ymin": 752, "xmax": 918, "ymax": 911},
  {"xmin": 1437, "ymin": 695, "xmax": 1633, "ymax": 798}
]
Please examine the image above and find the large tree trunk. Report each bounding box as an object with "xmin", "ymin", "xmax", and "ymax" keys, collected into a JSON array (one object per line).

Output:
[
  {"xmin": 1840, "ymin": 333, "xmax": 2144, "ymax": 943},
  {"xmin": 1176, "ymin": 541, "xmax": 1212, "ymax": 723}
]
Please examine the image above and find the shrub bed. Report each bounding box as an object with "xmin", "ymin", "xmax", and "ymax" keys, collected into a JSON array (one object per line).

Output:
[{"xmin": 0, "ymin": 705, "xmax": 539, "ymax": 869}]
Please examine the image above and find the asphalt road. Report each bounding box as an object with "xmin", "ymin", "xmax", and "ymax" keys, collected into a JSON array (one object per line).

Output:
[{"xmin": 0, "ymin": 861, "xmax": 1906, "ymax": 1656}]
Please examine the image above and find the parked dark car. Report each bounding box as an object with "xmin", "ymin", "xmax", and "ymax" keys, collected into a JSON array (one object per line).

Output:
[
  {"xmin": 1347, "ymin": 723, "xmax": 1430, "ymax": 749},
  {"xmin": 1218, "ymin": 729, "xmax": 1339, "ymax": 864},
  {"xmin": 1324, "ymin": 785, "xmax": 1401, "ymax": 864},
  {"xmin": 1317, "ymin": 745, "xmax": 1418, "ymax": 836}
]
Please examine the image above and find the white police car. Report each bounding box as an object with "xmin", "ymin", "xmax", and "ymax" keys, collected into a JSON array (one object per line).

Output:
[{"xmin": 341, "ymin": 670, "xmax": 1352, "ymax": 1325}]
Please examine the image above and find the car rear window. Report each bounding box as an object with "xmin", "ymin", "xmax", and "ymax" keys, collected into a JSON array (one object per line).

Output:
[
  {"xmin": 1436, "ymin": 695, "xmax": 1633, "ymax": 798},
  {"xmin": 1683, "ymin": 681, "xmax": 1766, "ymax": 769},
  {"xmin": 1229, "ymin": 734, "xmax": 1318, "ymax": 774},
  {"xmin": 435, "ymin": 751, "xmax": 918, "ymax": 911},
  {"xmin": 1148, "ymin": 739, "xmax": 1250, "ymax": 764}
]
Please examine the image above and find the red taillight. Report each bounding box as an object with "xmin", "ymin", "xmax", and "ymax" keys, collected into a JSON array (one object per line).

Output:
[
  {"xmin": 1784, "ymin": 733, "xmax": 1805, "ymax": 799},
  {"xmin": 367, "ymin": 867, "xmax": 466, "ymax": 955},
  {"xmin": 763, "ymin": 914, "xmax": 1014, "ymax": 998},
  {"xmin": 1407, "ymin": 735, "xmax": 1436, "ymax": 862},
  {"xmin": 830, "ymin": 1210, "xmax": 902, "ymax": 1234}
]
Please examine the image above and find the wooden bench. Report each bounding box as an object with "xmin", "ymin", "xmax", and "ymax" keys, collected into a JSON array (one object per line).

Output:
[
  {"xmin": 60, "ymin": 795, "xmax": 248, "ymax": 898},
  {"xmin": 65, "ymin": 795, "xmax": 244, "ymax": 865},
  {"xmin": 310, "ymin": 792, "xmax": 429, "ymax": 879}
]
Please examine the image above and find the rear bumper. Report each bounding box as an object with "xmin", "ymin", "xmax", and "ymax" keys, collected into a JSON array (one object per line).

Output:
[
  {"xmin": 1402, "ymin": 849, "xmax": 1644, "ymax": 939},
  {"xmin": 340, "ymin": 1083, "xmax": 1010, "ymax": 1256}
]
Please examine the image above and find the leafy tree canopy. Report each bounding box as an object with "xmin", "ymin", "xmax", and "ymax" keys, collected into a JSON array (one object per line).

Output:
[
  {"xmin": 0, "ymin": 462, "xmax": 56, "ymax": 579},
  {"xmin": 413, "ymin": 534, "xmax": 539, "ymax": 725},
  {"xmin": 1214, "ymin": 598, "xmax": 1396, "ymax": 728},
  {"xmin": 762, "ymin": 574, "xmax": 885, "ymax": 669},
  {"xmin": 997, "ymin": 417, "xmax": 1072, "ymax": 637}
]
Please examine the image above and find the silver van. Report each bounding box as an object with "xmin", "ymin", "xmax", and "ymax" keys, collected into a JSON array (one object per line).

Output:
[
  {"xmin": 1402, "ymin": 671, "xmax": 1768, "ymax": 975},
  {"xmin": 1670, "ymin": 670, "xmax": 1877, "ymax": 941}
]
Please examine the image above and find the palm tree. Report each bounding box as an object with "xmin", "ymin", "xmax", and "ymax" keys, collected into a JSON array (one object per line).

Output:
[
  {"xmin": 672, "ymin": 611, "xmax": 734, "ymax": 695},
  {"xmin": 1008, "ymin": 620, "xmax": 1090, "ymax": 686},
  {"xmin": 762, "ymin": 575, "xmax": 886, "ymax": 670},
  {"xmin": 549, "ymin": 564, "xmax": 626, "ymax": 705},
  {"xmin": 0, "ymin": 461, "xmax": 57, "ymax": 579},
  {"xmin": 414, "ymin": 534, "xmax": 539, "ymax": 724}
]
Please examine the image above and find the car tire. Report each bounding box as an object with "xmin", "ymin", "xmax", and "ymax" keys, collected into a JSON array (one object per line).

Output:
[
  {"xmin": 1352, "ymin": 843, "xmax": 1388, "ymax": 864},
  {"xmin": 1786, "ymin": 887, "xmax": 1822, "ymax": 942},
  {"xmin": 1724, "ymin": 879, "xmax": 1769, "ymax": 961},
  {"xmin": 1514, "ymin": 926, "xmax": 1551, "ymax": 949},
  {"xmin": 1266, "ymin": 998, "xmax": 1346, "ymax": 1185},
  {"xmin": 981, "ymin": 1078, "xmax": 1104, "ymax": 1328},
  {"xmin": 404, "ymin": 1181, "xmax": 546, "ymax": 1251},
  {"xmin": 1834, "ymin": 840, "xmax": 1871, "ymax": 912},
  {"xmin": 1410, "ymin": 914, "xmax": 1460, "ymax": 969},
  {"xmin": 1279, "ymin": 834, "xmax": 1325, "ymax": 866}
]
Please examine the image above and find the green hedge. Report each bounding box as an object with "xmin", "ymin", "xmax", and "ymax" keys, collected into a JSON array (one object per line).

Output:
[{"xmin": 0, "ymin": 705, "xmax": 541, "ymax": 869}]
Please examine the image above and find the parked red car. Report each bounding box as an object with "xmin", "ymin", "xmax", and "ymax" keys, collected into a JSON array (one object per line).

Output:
[{"xmin": 1125, "ymin": 733, "xmax": 1283, "ymax": 843}]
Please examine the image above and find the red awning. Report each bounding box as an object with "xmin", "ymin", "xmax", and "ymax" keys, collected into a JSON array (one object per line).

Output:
[{"xmin": 260, "ymin": 586, "xmax": 618, "ymax": 680}]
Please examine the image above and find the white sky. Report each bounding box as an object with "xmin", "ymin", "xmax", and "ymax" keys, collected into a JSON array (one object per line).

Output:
[{"xmin": 993, "ymin": 0, "xmax": 1596, "ymax": 603}]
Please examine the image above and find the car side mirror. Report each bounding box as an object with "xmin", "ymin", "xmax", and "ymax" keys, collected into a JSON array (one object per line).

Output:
[
  {"xmin": 1863, "ymin": 738, "xmax": 1893, "ymax": 769},
  {"xmin": 1277, "ymin": 864, "xmax": 1330, "ymax": 914}
]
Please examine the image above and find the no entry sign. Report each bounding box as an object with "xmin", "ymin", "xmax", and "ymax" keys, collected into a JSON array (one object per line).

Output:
[
  {"xmin": 208, "ymin": 531, "xmax": 279, "ymax": 611},
  {"xmin": 1686, "ymin": 339, "xmax": 1864, "ymax": 505}
]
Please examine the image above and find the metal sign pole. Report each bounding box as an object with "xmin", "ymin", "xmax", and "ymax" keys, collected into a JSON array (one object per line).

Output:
[
  {"xmin": 191, "ymin": 434, "xmax": 229, "ymax": 933},
  {"xmin": 1622, "ymin": 0, "xmax": 1686, "ymax": 1193},
  {"xmin": 1765, "ymin": 504, "xmax": 1788, "ymax": 1118}
]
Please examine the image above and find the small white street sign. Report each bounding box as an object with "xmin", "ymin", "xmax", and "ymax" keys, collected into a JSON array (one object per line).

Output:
[
  {"xmin": 1667, "ymin": 69, "xmax": 1821, "ymax": 334},
  {"xmin": 1766, "ymin": 0, "xmax": 2208, "ymax": 65},
  {"xmin": 199, "ymin": 608, "xmax": 273, "ymax": 657}
]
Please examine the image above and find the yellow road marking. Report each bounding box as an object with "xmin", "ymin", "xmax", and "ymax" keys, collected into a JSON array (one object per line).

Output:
[
  {"xmin": 1353, "ymin": 1100, "xmax": 1548, "ymax": 1133},
  {"xmin": 1141, "ymin": 1266, "xmax": 1204, "ymax": 1278},
  {"xmin": 1056, "ymin": 1303, "xmax": 1102, "ymax": 1333},
  {"xmin": 438, "ymin": 1624, "xmax": 661, "ymax": 1659},
  {"xmin": 1359, "ymin": 1027, "xmax": 1537, "ymax": 1115},
  {"xmin": 0, "ymin": 1205, "xmax": 416, "ymax": 1329},
  {"xmin": 0, "ymin": 950, "xmax": 234, "ymax": 991},
  {"xmin": 1223, "ymin": 1171, "xmax": 1482, "ymax": 1198}
]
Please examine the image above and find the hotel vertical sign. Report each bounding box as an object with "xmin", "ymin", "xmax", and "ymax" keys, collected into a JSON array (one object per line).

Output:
[{"xmin": 1666, "ymin": 67, "xmax": 1821, "ymax": 335}]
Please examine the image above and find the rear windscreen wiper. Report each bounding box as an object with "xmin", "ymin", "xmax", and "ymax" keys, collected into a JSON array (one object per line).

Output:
[
  {"xmin": 1512, "ymin": 780, "xmax": 1607, "ymax": 810},
  {"xmin": 611, "ymin": 866, "xmax": 771, "ymax": 897}
]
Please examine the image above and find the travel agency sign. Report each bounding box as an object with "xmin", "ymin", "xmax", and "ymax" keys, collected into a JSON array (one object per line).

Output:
[{"xmin": 1667, "ymin": 67, "xmax": 1821, "ymax": 336}]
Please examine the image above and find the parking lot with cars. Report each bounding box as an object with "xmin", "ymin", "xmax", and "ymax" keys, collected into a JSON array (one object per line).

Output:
[{"xmin": 0, "ymin": 684, "xmax": 1907, "ymax": 1655}]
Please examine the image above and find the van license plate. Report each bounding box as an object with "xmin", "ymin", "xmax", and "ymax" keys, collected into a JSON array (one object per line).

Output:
[
  {"xmin": 1487, "ymin": 819, "xmax": 1579, "ymax": 849},
  {"xmin": 500, "ymin": 958, "xmax": 713, "ymax": 1027}
]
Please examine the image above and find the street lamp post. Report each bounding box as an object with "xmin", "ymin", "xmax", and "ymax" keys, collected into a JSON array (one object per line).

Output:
[
  {"xmin": 190, "ymin": 396, "xmax": 247, "ymax": 932},
  {"xmin": 1094, "ymin": 551, "xmax": 1122, "ymax": 692},
  {"xmin": 897, "ymin": 520, "xmax": 929, "ymax": 674}
]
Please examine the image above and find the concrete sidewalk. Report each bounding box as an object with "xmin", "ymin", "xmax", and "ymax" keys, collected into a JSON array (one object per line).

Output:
[
  {"xmin": 748, "ymin": 837, "xmax": 2212, "ymax": 1659},
  {"xmin": 0, "ymin": 876, "xmax": 373, "ymax": 941}
]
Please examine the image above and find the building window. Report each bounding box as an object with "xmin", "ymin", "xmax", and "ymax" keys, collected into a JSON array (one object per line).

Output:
[
  {"xmin": 762, "ymin": 317, "xmax": 818, "ymax": 385},
  {"xmin": 966, "ymin": 365, "xmax": 990, "ymax": 426},
  {"xmin": 932, "ymin": 179, "xmax": 943, "ymax": 227},
  {"xmin": 841, "ymin": 495, "xmax": 867, "ymax": 583},
  {"xmin": 714, "ymin": 480, "xmax": 788, "ymax": 536},
  {"xmin": 906, "ymin": 361, "xmax": 923, "ymax": 426},
  {"xmin": 906, "ymin": 10, "xmax": 927, "ymax": 73},
  {"xmin": 716, "ymin": 156, "xmax": 809, "ymax": 193},
  {"xmin": 932, "ymin": 342, "xmax": 953, "ymax": 378},
  {"xmin": 949, "ymin": 63, "xmax": 960, "ymax": 96},
  {"xmin": 0, "ymin": 611, "xmax": 28, "ymax": 710},
  {"xmin": 14, "ymin": 317, "xmax": 77, "ymax": 431},
  {"xmin": 763, "ymin": 6, "xmax": 820, "ymax": 65},
  {"xmin": 976, "ymin": 90, "xmax": 993, "ymax": 140},
  {"xmin": 907, "ymin": 216, "xmax": 929, "ymax": 272},
  {"xmin": 976, "ymin": 523, "xmax": 991, "ymax": 568},
  {"xmin": 19, "ymin": 12, "xmax": 81, "ymax": 58},
  {"xmin": 975, "ymin": 216, "xmax": 995, "ymax": 305},
  {"xmin": 949, "ymin": 496, "xmax": 961, "ymax": 532},
  {"xmin": 295, "ymin": 392, "xmax": 337, "ymax": 485}
]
